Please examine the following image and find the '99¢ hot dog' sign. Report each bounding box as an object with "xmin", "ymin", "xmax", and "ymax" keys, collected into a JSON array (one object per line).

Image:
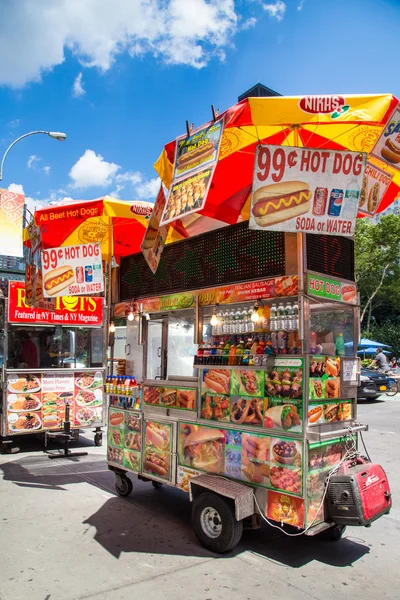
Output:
[
  {"xmin": 41, "ymin": 242, "xmax": 104, "ymax": 297},
  {"xmin": 250, "ymin": 144, "xmax": 367, "ymax": 237}
]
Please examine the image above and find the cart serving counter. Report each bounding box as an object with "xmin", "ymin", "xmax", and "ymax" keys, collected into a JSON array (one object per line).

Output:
[
  {"xmin": 106, "ymin": 226, "xmax": 372, "ymax": 551},
  {"xmin": 0, "ymin": 280, "xmax": 106, "ymax": 449}
]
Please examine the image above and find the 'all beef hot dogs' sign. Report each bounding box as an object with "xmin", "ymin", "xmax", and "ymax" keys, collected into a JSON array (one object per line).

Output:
[
  {"xmin": 250, "ymin": 144, "xmax": 367, "ymax": 238},
  {"xmin": 41, "ymin": 242, "xmax": 104, "ymax": 297}
]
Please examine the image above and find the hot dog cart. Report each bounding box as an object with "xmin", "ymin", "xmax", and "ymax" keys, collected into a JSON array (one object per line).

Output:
[
  {"xmin": 0, "ymin": 280, "xmax": 107, "ymax": 450},
  {"xmin": 106, "ymin": 225, "xmax": 368, "ymax": 551},
  {"xmin": 105, "ymin": 92, "xmax": 398, "ymax": 551}
]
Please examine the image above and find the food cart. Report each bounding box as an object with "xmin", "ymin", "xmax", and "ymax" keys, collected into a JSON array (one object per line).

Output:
[
  {"xmin": 108, "ymin": 92, "xmax": 396, "ymax": 551},
  {"xmin": 0, "ymin": 280, "xmax": 106, "ymax": 450}
]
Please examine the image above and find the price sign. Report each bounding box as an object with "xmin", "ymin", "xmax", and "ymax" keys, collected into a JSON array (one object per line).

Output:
[
  {"xmin": 41, "ymin": 242, "xmax": 104, "ymax": 297},
  {"xmin": 250, "ymin": 144, "xmax": 367, "ymax": 238}
]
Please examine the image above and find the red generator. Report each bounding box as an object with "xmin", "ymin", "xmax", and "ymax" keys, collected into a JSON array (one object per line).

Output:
[{"xmin": 327, "ymin": 459, "xmax": 392, "ymax": 527}]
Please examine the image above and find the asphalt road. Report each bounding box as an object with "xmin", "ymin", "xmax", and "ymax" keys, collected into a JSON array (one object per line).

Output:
[{"xmin": 0, "ymin": 397, "xmax": 399, "ymax": 600}]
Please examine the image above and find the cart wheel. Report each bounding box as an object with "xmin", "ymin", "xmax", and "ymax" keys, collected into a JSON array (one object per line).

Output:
[
  {"xmin": 94, "ymin": 432, "xmax": 103, "ymax": 447},
  {"xmin": 191, "ymin": 492, "xmax": 243, "ymax": 553},
  {"xmin": 320, "ymin": 524, "xmax": 347, "ymax": 541},
  {"xmin": 115, "ymin": 475, "xmax": 133, "ymax": 497},
  {"xmin": 152, "ymin": 481, "xmax": 163, "ymax": 490}
]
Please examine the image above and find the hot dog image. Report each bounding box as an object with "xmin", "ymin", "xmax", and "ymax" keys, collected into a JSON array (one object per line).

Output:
[
  {"xmin": 325, "ymin": 357, "xmax": 340, "ymax": 377},
  {"xmin": 203, "ymin": 369, "xmax": 230, "ymax": 394},
  {"xmin": 381, "ymin": 138, "xmax": 400, "ymax": 165},
  {"xmin": 177, "ymin": 142, "xmax": 215, "ymax": 173},
  {"xmin": 142, "ymin": 216, "xmax": 160, "ymax": 250},
  {"xmin": 144, "ymin": 448, "xmax": 170, "ymax": 478},
  {"xmin": 109, "ymin": 411, "xmax": 124, "ymax": 426},
  {"xmin": 341, "ymin": 284, "xmax": 356, "ymax": 303},
  {"xmin": 252, "ymin": 181, "xmax": 312, "ymax": 227},
  {"xmin": 44, "ymin": 265, "xmax": 75, "ymax": 296},
  {"xmin": 145, "ymin": 421, "xmax": 170, "ymax": 449},
  {"xmin": 308, "ymin": 405, "xmax": 323, "ymax": 424},
  {"xmin": 368, "ymin": 182, "xmax": 380, "ymax": 213}
]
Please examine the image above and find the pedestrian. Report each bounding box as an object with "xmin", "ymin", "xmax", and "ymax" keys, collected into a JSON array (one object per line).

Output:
[
  {"xmin": 370, "ymin": 347, "xmax": 390, "ymax": 372},
  {"xmin": 19, "ymin": 331, "xmax": 39, "ymax": 368},
  {"xmin": 391, "ymin": 356, "xmax": 398, "ymax": 369}
]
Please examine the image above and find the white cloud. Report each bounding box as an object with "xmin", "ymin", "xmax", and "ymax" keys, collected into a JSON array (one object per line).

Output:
[
  {"xmin": 0, "ymin": 0, "xmax": 243, "ymax": 87},
  {"xmin": 72, "ymin": 72, "xmax": 85, "ymax": 97},
  {"xmin": 7, "ymin": 183, "xmax": 42, "ymax": 215},
  {"xmin": 135, "ymin": 177, "xmax": 160, "ymax": 200},
  {"xmin": 297, "ymin": 0, "xmax": 305, "ymax": 10},
  {"xmin": 7, "ymin": 119, "xmax": 20, "ymax": 128},
  {"xmin": 242, "ymin": 17, "xmax": 257, "ymax": 30},
  {"xmin": 69, "ymin": 149, "xmax": 120, "ymax": 188},
  {"xmin": 27, "ymin": 154, "xmax": 40, "ymax": 169},
  {"xmin": 263, "ymin": 1, "xmax": 286, "ymax": 21},
  {"xmin": 43, "ymin": 165, "xmax": 51, "ymax": 175},
  {"xmin": 8, "ymin": 183, "xmax": 24, "ymax": 195}
]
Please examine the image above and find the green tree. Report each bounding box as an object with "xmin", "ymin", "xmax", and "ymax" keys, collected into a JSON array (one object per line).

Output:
[{"xmin": 355, "ymin": 214, "xmax": 400, "ymax": 329}]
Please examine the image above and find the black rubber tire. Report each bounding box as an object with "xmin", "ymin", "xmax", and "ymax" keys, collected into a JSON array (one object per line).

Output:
[
  {"xmin": 191, "ymin": 492, "xmax": 243, "ymax": 553},
  {"xmin": 386, "ymin": 381, "xmax": 398, "ymax": 396},
  {"xmin": 115, "ymin": 476, "xmax": 133, "ymax": 497},
  {"xmin": 94, "ymin": 432, "xmax": 103, "ymax": 446},
  {"xmin": 152, "ymin": 481, "xmax": 163, "ymax": 489},
  {"xmin": 320, "ymin": 524, "xmax": 347, "ymax": 541}
]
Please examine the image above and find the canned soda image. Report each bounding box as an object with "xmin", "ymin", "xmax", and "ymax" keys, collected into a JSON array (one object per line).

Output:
[
  {"xmin": 85, "ymin": 265, "xmax": 93, "ymax": 282},
  {"xmin": 312, "ymin": 187, "xmax": 328, "ymax": 216},
  {"xmin": 328, "ymin": 188, "xmax": 344, "ymax": 216},
  {"xmin": 76, "ymin": 266, "xmax": 84, "ymax": 283}
]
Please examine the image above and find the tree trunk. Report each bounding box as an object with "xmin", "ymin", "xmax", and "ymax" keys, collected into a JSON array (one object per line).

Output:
[
  {"xmin": 360, "ymin": 263, "xmax": 390, "ymax": 324},
  {"xmin": 367, "ymin": 302, "xmax": 373, "ymax": 332}
]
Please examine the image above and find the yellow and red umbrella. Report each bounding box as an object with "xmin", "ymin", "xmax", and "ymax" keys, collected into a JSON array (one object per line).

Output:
[
  {"xmin": 155, "ymin": 94, "xmax": 400, "ymax": 243},
  {"xmin": 31, "ymin": 196, "xmax": 153, "ymax": 260}
]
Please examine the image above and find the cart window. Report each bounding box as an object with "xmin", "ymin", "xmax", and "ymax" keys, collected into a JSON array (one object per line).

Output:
[
  {"xmin": 309, "ymin": 303, "xmax": 355, "ymax": 356},
  {"xmin": 6, "ymin": 325, "xmax": 103, "ymax": 369},
  {"xmin": 167, "ymin": 314, "xmax": 197, "ymax": 378}
]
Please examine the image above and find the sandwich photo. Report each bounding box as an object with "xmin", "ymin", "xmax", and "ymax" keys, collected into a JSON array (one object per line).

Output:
[
  {"xmin": 252, "ymin": 181, "xmax": 312, "ymax": 228},
  {"xmin": 324, "ymin": 403, "xmax": 339, "ymax": 422},
  {"xmin": 264, "ymin": 404, "xmax": 301, "ymax": 431},
  {"xmin": 44, "ymin": 265, "xmax": 75, "ymax": 296},
  {"xmin": 203, "ymin": 369, "xmax": 230, "ymax": 394},
  {"xmin": 142, "ymin": 216, "xmax": 160, "ymax": 251},
  {"xmin": 160, "ymin": 389, "xmax": 178, "ymax": 407},
  {"xmin": 183, "ymin": 428, "xmax": 225, "ymax": 473},
  {"xmin": 326, "ymin": 379, "xmax": 340, "ymax": 399}
]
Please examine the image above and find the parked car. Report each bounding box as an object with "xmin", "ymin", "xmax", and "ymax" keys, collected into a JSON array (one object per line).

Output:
[{"xmin": 358, "ymin": 368, "xmax": 389, "ymax": 401}]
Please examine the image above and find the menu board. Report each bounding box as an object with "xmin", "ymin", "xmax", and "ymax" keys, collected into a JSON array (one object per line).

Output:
[
  {"xmin": 143, "ymin": 420, "xmax": 173, "ymax": 481},
  {"xmin": 143, "ymin": 385, "xmax": 196, "ymax": 411},
  {"xmin": 178, "ymin": 422, "xmax": 303, "ymax": 497},
  {"xmin": 307, "ymin": 438, "xmax": 346, "ymax": 526},
  {"xmin": 199, "ymin": 359, "xmax": 304, "ymax": 434},
  {"xmin": 107, "ymin": 408, "xmax": 142, "ymax": 471},
  {"xmin": 6, "ymin": 371, "xmax": 104, "ymax": 435}
]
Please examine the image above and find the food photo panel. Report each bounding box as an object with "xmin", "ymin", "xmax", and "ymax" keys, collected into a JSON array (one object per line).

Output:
[
  {"xmin": 230, "ymin": 370, "xmax": 264, "ymax": 397},
  {"xmin": 269, "ymin": 437, "xmax": 303, "ymax": 496},
  {"xmin": 240, "ymin": 432, "xmax": 270, "ymax": 487}
]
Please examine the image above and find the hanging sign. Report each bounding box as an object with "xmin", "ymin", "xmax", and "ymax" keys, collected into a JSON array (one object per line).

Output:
[
  {"xmin": 41, "ymin": 242, "xmax": 103, "ymax": 297},
  {"xmin": 358, "ymin": 161, "xmax": 393, "ymax": 216},
  {"xmin": 250, "ymin": 145, "xmax": 367, "ymax": 237},
  {"xmin": 141, "ymin": 185, "xmax": 170, "ymax": 274},
  {"xmin": 371, "ymin": 104, "xmax": 400, "ymax": 171}
]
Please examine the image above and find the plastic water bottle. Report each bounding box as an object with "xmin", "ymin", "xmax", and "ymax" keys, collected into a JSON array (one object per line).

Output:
[
  {"xmin": 270, "ymin": 303, "xmax": 277, "ymax": 331},
  {"xmin": 343, "ymin": 178, "xmax": 360, "ymax": 218}
]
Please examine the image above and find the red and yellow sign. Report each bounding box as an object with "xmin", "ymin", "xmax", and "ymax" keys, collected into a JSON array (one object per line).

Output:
[{"xmin": 8, "ymin": 281, "xmax": 103, "ymax": 325}]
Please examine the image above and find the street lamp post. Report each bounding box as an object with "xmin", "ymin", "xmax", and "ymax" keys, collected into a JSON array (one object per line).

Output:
[{"xmin": 0, "ymin": 130, "xmax": 67, "ymax": 181}]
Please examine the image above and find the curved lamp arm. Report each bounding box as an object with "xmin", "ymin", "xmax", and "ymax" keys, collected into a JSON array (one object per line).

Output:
[{"xmin": 0, "ymin": 130, "xmax": 66, "ymax": 181}]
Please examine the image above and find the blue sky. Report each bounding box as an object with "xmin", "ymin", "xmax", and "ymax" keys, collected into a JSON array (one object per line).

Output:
[{"xmin": 0, "ymin": 0, "xmax": 399, "ymax": 212}]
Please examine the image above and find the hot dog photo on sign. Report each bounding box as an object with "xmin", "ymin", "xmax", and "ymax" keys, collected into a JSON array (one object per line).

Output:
[
  {"xmin": 174, "ymin": 120, "xmax": 223, "ymax": 180},
  {"xmin": 250, "ymin": 144, "xmax": 367, "ymax": 237}
]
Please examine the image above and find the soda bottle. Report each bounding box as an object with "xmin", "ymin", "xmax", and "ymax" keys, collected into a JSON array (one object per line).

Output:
[
  {"xmin": 271, "ymin": 332, "xmax": 279, "ymax": 355},
  {"xmin": 291, "ymin": 303, "xmax": 299, "ymax": 331},
  {"xmin": 284, "ymin": 304, "xmax": 291, "ymax": 331},
  {"xmin": 235, "ymin": 339, "xmax": 245, "ymax": 365},
  {"xmin": 278, "ymin": 331, "xmax": 287, "ymax": 354},
  {"xmin": 288, "ymin": 332, "xmax": 296, "ymax": 354},
  {"xmin": 335, "ymin": 332, "xmax": 346, "ymax": 357},
  {"xmin": 222, "ymin": 338, "xmax": 231, "ymax": 365},
  {"xmin": 228, "ymin": 341, "xmax": 237, "ymax": 366},
  {"xmin": 256, "ymin": 340, "xmax": 265, "ymax": 366},
  {"xmin": 204, "ymin": 341, "xmax": 211, "ymax": 365},
  {"xmin": 216, "ymin": 340, "xmax": 224, "ymax": 365},
  {"xmin": 197, "ymin": 341, "xmax": 205, "ymax": 365},
  {"xmin": 242, "ymin": 339, "xmax": 252, "ymax": 366},
  {"xmin": 277, "ymin": 302, "xmax": 285, "ymax": 330},
  {"xmin": 270, "ymin": 303, "xmax": 277, "ymax": 331},
  {"xmin": 309, "ymin": 331, "xmax": 317, "ymax": 354}
]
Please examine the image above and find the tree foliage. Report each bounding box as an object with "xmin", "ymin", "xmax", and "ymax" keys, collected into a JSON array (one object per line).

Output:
[{"xmin": 355, "ymin": 214, "xmax": 400, "ymax": 330}]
